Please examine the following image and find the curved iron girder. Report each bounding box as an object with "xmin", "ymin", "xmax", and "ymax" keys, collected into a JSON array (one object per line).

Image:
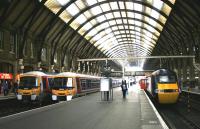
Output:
[
  {"xmin": 80, "ymin": 35, "xmax": 154, "ymax": 60},
  {"xmin": 66, "ymin": 0, "xmax": 168, "ymax": 27},
  {"xmin": 95, "ymin": 33, "xmax": 156, "ymax": 47},
  {"xmin": 105, "ymin": 43, "xmax": 152, "ymax": 56},
  {"xmin": 65, "ymin": 11, "xmax": 162, "ymax": 57},
  {"xmin": 0, "ymin": 0, "xmax": 17, "ymax": 25},
  {"xmin": 108, "ymin": 47, "xmax": 149, "ymax": 58},
  {"xmin": 58, "ymin": 0, "xmax": 172, "ymax": 58},
  {"xmin": 71, "ymin": 23, "xmax": 159, "ymax": 57},
  {"xmin": 78, "ymin": 10, "xmax": 163, "ymax": 39},
  {"xmin": 14, "ymin": 0, "xmax": 46, "ymax": 59},
  {"xmin": 110, "ymin": 48, "xmax": 150, "ymax": 57},
  {"xmin": 76, "ymin": 10, "xmax": 164, "ymax": 35},
  {"xmin": 89, "ymin": 27, "xmax": 157, "ymax": 43}
]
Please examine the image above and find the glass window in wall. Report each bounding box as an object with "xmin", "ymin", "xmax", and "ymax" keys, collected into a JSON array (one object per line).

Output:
[
  {"xmin": 10, "ymin": 33, "xmax": 15, "ymax": 52},
  {"xmin": 23, "ymin": 40, "xmax": 29, "ymax": 56},
  {"xmin": 54, "ymin": 52, "xmax": 57, "ymax": 63},
  {"xmin": 41, "ymin": 48, "xmax": 47, "ymax": 61},
  {"xmin": 30, "ymin": 42, "xmax": 34, "ymax": 58}
]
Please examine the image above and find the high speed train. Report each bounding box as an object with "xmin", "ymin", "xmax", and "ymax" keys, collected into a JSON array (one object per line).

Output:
[{"xmin": 146, "ymin": 69, "xmax": 180, "ymax": 104}]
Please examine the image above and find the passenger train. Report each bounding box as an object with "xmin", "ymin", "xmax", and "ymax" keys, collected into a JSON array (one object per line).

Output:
[
  {"xmin": 17, "ymin": 71, "xmax": 123, "ymax": 103},
  {"xmin": 146, "ymin": 69, "xmax": 180, "ymax": 104}
]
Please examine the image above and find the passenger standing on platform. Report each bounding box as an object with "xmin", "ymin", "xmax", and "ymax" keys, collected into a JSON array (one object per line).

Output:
[
  {"xmin": 3, "ymin": 80, "xmax": 8, "ymax": 96},
  {"xmin": 13, "ymin": 80, "xmax": 18, "ymax": 95},
  {"xmin": 121, "ymin": 80, "xmax": 128, "ymax": 98}
]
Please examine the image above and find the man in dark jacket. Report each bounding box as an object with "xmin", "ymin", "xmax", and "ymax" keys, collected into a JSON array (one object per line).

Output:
[{"xmin": 121, "ymin": 80, "xmax": 128, "ymax": 98}]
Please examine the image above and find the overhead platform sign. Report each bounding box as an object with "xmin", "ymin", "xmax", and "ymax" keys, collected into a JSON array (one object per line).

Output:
[{"xmin": 0, "ymin": 73, "xmax": 13, "ymax": 79}]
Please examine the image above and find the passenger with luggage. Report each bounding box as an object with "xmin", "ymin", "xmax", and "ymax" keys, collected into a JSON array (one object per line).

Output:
[{"xmin": 121, "ymin": 80, "xmax": 128, "ymax": 98}]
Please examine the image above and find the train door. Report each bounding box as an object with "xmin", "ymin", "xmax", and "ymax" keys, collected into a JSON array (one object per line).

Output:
[
  {"xmin": 76, "ymin": 77, "xmax": 81, "ymax": 93},
  {"xmin": 72, "ymin": 77, "xmax": 77, "ymax": 95},
  {"xmin": 42, "ymin": 77, "xmax": 48, "ymax": 100}
]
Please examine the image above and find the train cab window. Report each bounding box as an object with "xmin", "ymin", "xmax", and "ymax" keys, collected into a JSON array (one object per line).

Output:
[
  {"xmin": 19, "ymin": 77, "xmax": 37, "ymax": 89},
  {"xmin": 48, "ymin": 78, "xmax": 54, "ymax": 89},
  {"xmin": 159, "ymin": 75, "xmax": 176, "ymax": 83},
  {"xmin": 42, "ymin": 78, "xmax": 46, "ymax": 89},
  {"xmin": 53, "ymin": 77, "xmax": 67, "ymax": 89}
]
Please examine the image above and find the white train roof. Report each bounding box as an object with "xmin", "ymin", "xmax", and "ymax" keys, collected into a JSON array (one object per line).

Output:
[
  {"xmin": 55, "ymin": 72, "xmax": 101, "ymax": 78},
  {"xmin": 21, "ymin": 71, "xmax": 47, "ymax": 76}
]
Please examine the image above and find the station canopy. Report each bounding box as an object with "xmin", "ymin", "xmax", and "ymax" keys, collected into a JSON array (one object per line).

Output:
[{"xmin": 42, "ymin": 0, "xmax": 175, "ymax": 67}]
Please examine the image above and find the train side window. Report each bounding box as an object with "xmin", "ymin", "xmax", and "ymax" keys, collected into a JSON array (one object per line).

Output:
[{"xmin": 42, "ymin": 78, "xmax": 46, "ymax": 89}]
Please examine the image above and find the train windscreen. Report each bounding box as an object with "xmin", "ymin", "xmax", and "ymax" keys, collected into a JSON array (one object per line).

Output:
[
  {"xmin": 158, "ymin": 75, "xmax": 176, "ymax": 83},
  {"xmin": 19, "ymin": 76, "xmax": 38, "ymax": 89}
]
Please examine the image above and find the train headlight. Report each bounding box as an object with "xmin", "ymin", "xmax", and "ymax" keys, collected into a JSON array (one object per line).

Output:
[{"xmin": 52, "ymin": 95, "xmax": 57, "ymax": 101}]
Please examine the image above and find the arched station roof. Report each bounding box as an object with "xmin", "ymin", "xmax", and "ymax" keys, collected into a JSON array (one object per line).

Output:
[
  {"xmin": 42, "ymin": 0, "xmax": 175, "ymax": 66},
  {"xmin": 2, "ymin": 0, "xmax": 200, "ymax": 70}
]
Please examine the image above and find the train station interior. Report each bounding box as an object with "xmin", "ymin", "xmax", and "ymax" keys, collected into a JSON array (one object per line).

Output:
[{"xmin": 1, "ymin": 0, "xmax": 200, "ymax": 129}]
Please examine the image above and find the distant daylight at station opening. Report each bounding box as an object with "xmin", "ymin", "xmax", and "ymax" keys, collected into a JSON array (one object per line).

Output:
[{"xmin": 1, "ymin": 0, "xmax": 200, "ymax": 129}]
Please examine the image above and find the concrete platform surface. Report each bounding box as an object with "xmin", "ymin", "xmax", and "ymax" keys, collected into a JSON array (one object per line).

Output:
[{"xmin": 0, "ymin": 86, "xmax": 167, "ymax": 129}]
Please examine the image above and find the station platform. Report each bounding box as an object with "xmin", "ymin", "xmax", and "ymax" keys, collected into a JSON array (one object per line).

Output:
[
  {"xmin": 0, "ymin": 86, "xmax": 168, "ymax": 129},
  {"xmin": 0, "ymin": 93, "xmax": 16, "ymax": 101}
]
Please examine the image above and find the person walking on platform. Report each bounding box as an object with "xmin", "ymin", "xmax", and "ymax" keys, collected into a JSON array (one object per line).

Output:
[
  {"xmin": 2, "ymin": 80, "xmax": 8, "ymax": 96},
  {"xmin": 121, "ymin": 80, "xmax": 128, "ymax": 98}
]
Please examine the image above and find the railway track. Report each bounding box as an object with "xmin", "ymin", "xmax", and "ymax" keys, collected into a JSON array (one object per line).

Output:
[
  {"xmin": 0, "ymin": 91, "xmax": 99, "ymax": 118},
  {"xmin": 0, "ymin": 98, "xmax": 54, "ymax": 118},
  {"xmin": 145, "ymin": 91, "xmax": 200, "ymax": 129}
]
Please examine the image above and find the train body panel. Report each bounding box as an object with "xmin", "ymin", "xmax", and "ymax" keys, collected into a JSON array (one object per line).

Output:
[
  {"xmin": 147, "ymin": 69, "xmax": 180, "ymax": 104},
  {"xmin": 157, "ymin": 83, "xmax": 179, "ymax": 104}
]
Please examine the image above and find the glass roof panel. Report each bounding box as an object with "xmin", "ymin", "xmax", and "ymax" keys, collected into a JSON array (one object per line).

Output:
[
  {"xmin": 96, "ymin": 15, "xmax": 107, "ymax": 22},
  {"xmin": 135, "ymin": 13, "xmax": 142, "ymax": 20},
  {"xmin": 110, "ymin": 2, "xmax": 118, "ymax": 10},
  {"xmin": 153, "ymin": 0, "xmax": 164, "ymax": 10},
  {"xmin": 66, "ymin": 3, "xmax": 80, "ymax": 16},
  {"xmin": 119, "ymin": 1, "xmax": 125, "ymax": 9},
  {"xmin": 105, "ymin": 13, "xmax": 114, "ymax": 19},
  {"xmin": 134, "ymin": 3, "xmax": 143, "ymax": 12},
  {"xmin": 113, "ymin": 12, "xmax": 121, "ymax": 18},
  {"xmin": 109, "ymin": 20, "xmax": 116, "ymax": 26},
  {"xmin": 162, "ymin": 4, "xmax": 172, "ymax": 16},
  {"xmin": 74, "ymin": 14, "xmax": 87, "ymax": 24},
  {"xmin": 86, "ymin": 0, "xmax": 97, "ymax": 6},
  {"xmin": 75, "ymin": 0, "xmax": 86, "ymax": 10},
  {"xmin": 59, "ymin": 11, "xmax": 71, "ymax": 23},
  {"xmin": 90, "ymin": 6, "xmax": 102, "ymax": 15},
  {"xmin": 57, "ymin": 0, "xmax": 70, "ymax": 6},
  {"xmin": 125, "ymin": 2, "xmax": 133, "ymax": 10},
  {"xmin": 100, "ymin": 3, "xmax": 111, "ymax": 12},
  {"xmin": 45, "ymin": 0, "xmax": 61, "ymax": 14}
]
